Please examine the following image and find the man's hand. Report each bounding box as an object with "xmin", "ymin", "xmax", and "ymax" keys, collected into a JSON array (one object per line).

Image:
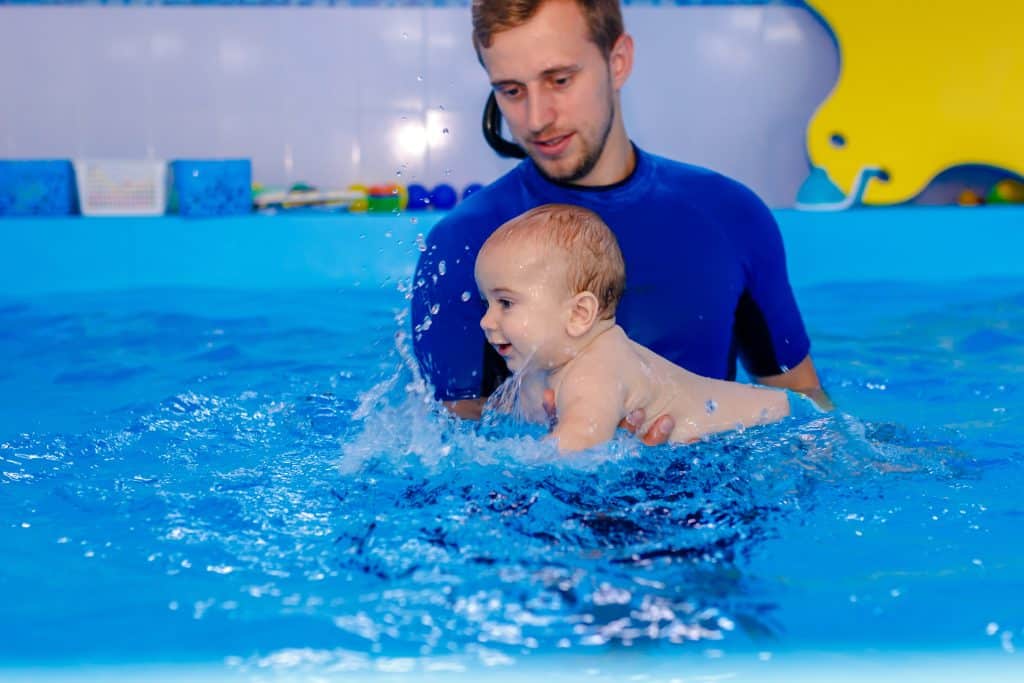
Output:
[
  {"xmin": 542, "ymin": 389, "xmax": 676, "ymax": 446},
  {"xmin": 443, "ymin": 398, "xmax": 487, "ymax": 420},
  {"xmin": 621, "ymin": 408, "xmax": 676, "ymax": 446}
]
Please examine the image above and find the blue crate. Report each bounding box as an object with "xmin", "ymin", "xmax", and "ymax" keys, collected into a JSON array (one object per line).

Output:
[
  {"xmin": 170, "ymin": 159, "xmax": 252, "ymax": 218},
  {"xmin": 0, "ymin": 160, "xmax": 76, "ymax": 217}
]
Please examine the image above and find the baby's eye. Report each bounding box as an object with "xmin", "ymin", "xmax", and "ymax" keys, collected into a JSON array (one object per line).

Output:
[{"xmin": 499, "ymin": 298, "xmax": 513, "ymax": 310}]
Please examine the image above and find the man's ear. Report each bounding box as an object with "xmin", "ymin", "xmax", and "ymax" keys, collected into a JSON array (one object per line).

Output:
[
  {"xmin": 566, "ymin": 291, "xmax": 600, "ymax": 337},
  {"xmin": 608, "ymin": 33, "xmax": 634, "ymax": 91}
]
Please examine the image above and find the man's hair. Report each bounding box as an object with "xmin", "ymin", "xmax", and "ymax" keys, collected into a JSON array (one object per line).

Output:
[
  {"xmin": 486, "ymin": 204, "xmax": 626, "ymax": 319},
  {"xmin": 472, "ymin": 0, "xmax": 625, "ymax": 60}
]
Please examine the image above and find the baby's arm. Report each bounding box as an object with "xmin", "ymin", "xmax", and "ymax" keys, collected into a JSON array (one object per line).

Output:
[
  {"xmin": 550, "ymin": 362, "xmax": 628, "ymax": 452},
  {"xmin": 690, "ymin": 379, "xmax": 790, "ymax": 438}
]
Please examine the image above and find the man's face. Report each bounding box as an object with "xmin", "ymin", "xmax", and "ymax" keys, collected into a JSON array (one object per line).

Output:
[{"xmin": 480, "ymin": 0, "xmax": 619, "ymax": 184}]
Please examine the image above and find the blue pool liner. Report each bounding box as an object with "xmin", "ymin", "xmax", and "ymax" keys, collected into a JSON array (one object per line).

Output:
[
  {"xmin": 0, "ymin": 160, "xmax": 77, "ymax": 217},
  {"xmin": 170, "ymin": 159, "xmax": 252, "ymax": 218}
]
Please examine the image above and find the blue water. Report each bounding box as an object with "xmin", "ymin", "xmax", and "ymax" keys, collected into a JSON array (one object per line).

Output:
[{"xmin": 1, "ymin": 280, "xmax": 1022, "ymax": 677}]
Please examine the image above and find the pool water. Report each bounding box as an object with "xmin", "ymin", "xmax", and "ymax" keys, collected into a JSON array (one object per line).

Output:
[{"xmin": 1, "ymin": 278, "xmax": 1022, "ymax": 679}]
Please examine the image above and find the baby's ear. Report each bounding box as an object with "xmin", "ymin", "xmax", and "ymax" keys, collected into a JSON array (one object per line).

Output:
[{"xmin": 566, "ymin": 291, "xmax": 600, "ymax": 337}]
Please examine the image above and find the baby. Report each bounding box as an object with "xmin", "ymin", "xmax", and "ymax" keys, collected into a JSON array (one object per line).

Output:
[{"xmin": 474, "ymin": 203, "xmax": 790, "ymax": 452}]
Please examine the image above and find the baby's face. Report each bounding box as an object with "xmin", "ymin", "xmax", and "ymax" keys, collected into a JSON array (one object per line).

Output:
[{"xmin": 475, "ymin": 240, "xmax": 573, "ymax": 373}]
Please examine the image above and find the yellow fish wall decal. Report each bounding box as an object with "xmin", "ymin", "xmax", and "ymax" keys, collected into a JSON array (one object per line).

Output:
[{"xmin": 804, "ymin": 0, "xmax": 1024, "ymax": 206}]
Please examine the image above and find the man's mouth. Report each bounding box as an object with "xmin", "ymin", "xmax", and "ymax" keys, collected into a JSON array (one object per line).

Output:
[{"xmin": 531, "ymin": 132, "xmax": 574, "ymax": 157}]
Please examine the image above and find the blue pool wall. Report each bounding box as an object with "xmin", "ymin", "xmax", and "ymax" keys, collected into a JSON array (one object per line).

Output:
[{"xmin": 2, "ymin": 208, "xmax": 1021, "ymax": 297}]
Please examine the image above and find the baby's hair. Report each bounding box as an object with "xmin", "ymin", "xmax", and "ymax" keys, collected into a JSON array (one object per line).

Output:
[{"xmin": 485, "ymin": 203, "xmax": 626, "ymax": 319}]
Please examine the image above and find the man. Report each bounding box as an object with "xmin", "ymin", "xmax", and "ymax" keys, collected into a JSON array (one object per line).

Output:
[{"xmin": 411, "ymin": 0, "xmax": 827, "ymax": 443}]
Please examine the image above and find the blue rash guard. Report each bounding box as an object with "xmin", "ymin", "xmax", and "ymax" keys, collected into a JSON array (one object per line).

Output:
[{"xmin": 411, "ymin": 146, "xmax": 811, "ymax": 402}]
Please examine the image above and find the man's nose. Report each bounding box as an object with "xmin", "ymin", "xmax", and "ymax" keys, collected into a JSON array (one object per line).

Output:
[{"xmin": 526, "ymin": 90, "xmax": 555, "ymax": 135}]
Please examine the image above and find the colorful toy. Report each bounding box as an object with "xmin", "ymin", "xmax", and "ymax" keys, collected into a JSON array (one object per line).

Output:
[
  {"xmin": 346, "ymin": 184, "xmax": 369, "ymax": 212},
  {"xmin": 430, "ymin": 183, "xmax": 458, "ymax": 210},
  {"xmin": 463, "ymin": 183, "xmax": 484, "ymax": 200},
  {"xmin": 407, "ymin": 183, "xmax": 431, "ymax": 210},
  {"xmin": 367, "ymin": 184, "xmax": 402, "ymax": 213},
  {"xmin": 393, "ymin": 183, "xmax": 409, "ymax": 210},
  {"xmin": 254, "ymin": 182, "xmax": 365, "ymax": 211},
  {"xmin": 986, "ymin": 179, "xmax": 1024, "ymax": 205},
  {"xmin": 956, "ymin": 189, "xmax": 985, "ymax": 207}
]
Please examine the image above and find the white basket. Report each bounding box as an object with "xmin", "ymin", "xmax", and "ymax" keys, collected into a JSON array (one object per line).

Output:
[{"xmin": 74, "ymin": 160, "xmax": 167, "ymax": 216}]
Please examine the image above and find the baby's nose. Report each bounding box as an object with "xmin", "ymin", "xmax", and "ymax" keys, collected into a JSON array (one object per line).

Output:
[{"xmin": 479, "ymin": 309, "xmax": 494, "ymax": 331}]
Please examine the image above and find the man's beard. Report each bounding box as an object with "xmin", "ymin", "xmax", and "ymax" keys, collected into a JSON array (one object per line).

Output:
[{"xmin": 531, "ymin": 91, "xmax": 617, "ymax": 185}]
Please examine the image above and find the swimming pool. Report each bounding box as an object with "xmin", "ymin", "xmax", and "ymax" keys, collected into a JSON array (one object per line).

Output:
[{"xmin": 1, "ymin": 208, "xmax": 1022, "ymax": 682}]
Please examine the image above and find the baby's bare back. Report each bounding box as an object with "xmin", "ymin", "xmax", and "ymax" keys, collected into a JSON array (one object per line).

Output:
[{"xmin": 606, "ymin": 328, "xmax": 789, "ymax": 443}]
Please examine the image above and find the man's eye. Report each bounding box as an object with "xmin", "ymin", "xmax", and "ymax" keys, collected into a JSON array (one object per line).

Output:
[
  {"xmin": 552, "ymin": 75, "xmax": 572, "ymax": 88},
  {"xmin": 498, "ymin": 86, "xmax": 522, "ymax": 99}
]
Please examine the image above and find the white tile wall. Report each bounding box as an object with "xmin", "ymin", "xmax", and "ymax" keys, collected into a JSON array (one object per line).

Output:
[{"xmin": 0, "ymin": 5, "xmax": 836, "ymax": 206}]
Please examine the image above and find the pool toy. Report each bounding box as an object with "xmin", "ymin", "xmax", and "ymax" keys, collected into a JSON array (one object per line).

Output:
[
  {"xmin": 957, "ymin": 189, "xmax": 985, "ymax": 207},
  {"xmin": 367, "ymin": 184, "xmax": 402, "ymax": 213},
  {"xmin": 804, "ymin": 0, "xmax": 1024, "ymax": 206},
  {"xmin": 463, "ymin": 183, "xmax": 484, "ymax": 200},
  {"xmin": 986, "ymin": 179, "xmax": 1024, "ymax": 205},
  {"xmin": 394, "ymin": 183, "xmax": 409, "ymax": 211},
  {"xmin": 407, "ymin": 183, "xmax": 431, "ymax": 210},
  {"xmin": 346, "ymin": 184, "xmax": 369, "ymax": 212},
  {"xmin": 254, "ymin": 183, "xmax": 365, "ymax": 211},
  {"xmin": 430, "ymin": 183, "xmax": 457, "ymax": 210}
]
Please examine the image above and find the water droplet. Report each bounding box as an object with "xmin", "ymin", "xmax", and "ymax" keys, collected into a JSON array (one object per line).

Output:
[
  {"xmin": 439, "ymin": 104, "xmax": 446, "ymax": 111},
  {"xmin": 410, "ymin": 217, "xmax": 419, "ymax": 225},
  {"xmin": 442, "ymin": 127, "xmax": 449, "ymax": 135},
  {"xmin": 444, "ymin": 168, "xmax": 452, "ymax": 176},
  {"xmin": 384, "ymin": 231, "xmax": 393, "ymax": 238},
  {"xmin": 461, "ymin": 291, "xmax": 471, "ymax": 302},
  {"xmin": 416, "ymin": 75, "xmax": 424, "ymax": 82},
  {"xmin": 420, "ymin": 315, "xmax": 432, "ymax": 331},
  {"xmin": 438, "ymin": 260, "xmax": 447, "ymax": 276},
  {"xmin": 396, "ymin": 169, "xmax": 402, "ymax": 176},
  {"xmin": 416, "ymin": 234, "xmax": 427, "ymax": 252},
  {"xmin": 705, "ymin": 399, "xmax": 717, "ymax": 414},
  {"xmin": 401, "ymin": 32, "xmax": 408, "ymax": 39},
  {"xmin": 430, "ymin": 304, "xmax": 440, "ymax": 315}
]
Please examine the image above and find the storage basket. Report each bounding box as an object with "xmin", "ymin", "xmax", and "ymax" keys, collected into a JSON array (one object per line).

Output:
[
  {"xmin": 74, "ymin": 160, "xmax": 167, "ymax": 217},
  {"xmin": 170, "ymin": 159, "xmax": 252, "ymax": 218},
  {"xmin": 0, "ymin": 160, "xmax": 77, "ymax": 216}
]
